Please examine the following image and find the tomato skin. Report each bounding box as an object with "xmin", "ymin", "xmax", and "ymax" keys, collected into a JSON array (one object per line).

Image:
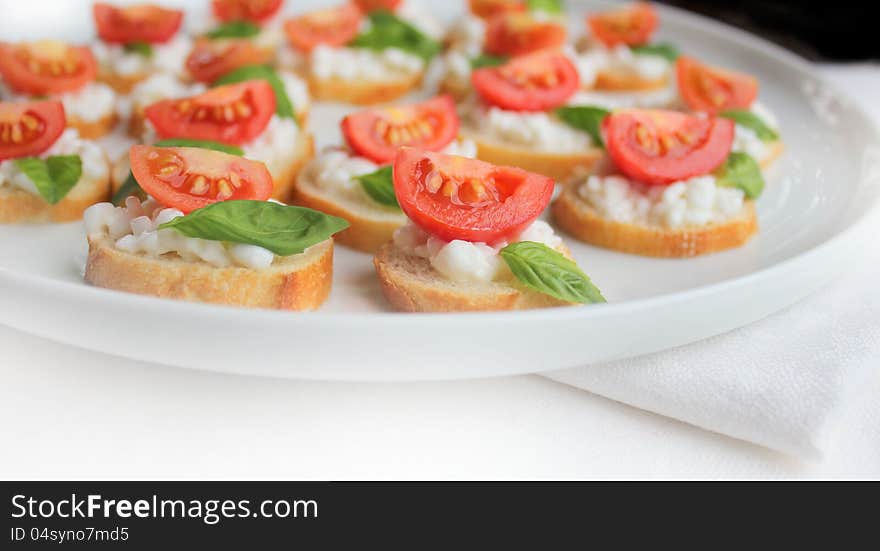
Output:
[
  {"xmin": 144, "ymin": 81, "xmax": 276, "ymax": 146},
  {"xmin": 676, "ymin": 56, "xmax": 759, "ymax": 115},
  {"xmin": 185, "ymin": 39, "xmax": 273, "ymax": 83},
  {"xmin": 0, "ymin": 101, "xmax": 66, "ymax": 161},
  {"xmin": 212, "ymin": 0, "xmax": 283, "ymax": 23},
  {"xmin": 468, "ymin": 0, "xmax": 526, "ymax": 19},
  {"xmin": 93, "ymin": 3, "xmax": 183, "ymax": 45},
  {"xmin": 587, "ymin": 2, "xmax": 658, "ymax": 48},
  {"xmin": 472, "ymin": 51, "xmax": 579, "ymax": 112},
  {"xmin": 283, "ymin": 4, "xmax": 363, "ymax": 53},
  {"xmin": 0, "ymin": 42, "xmax": 97, "ymax": 96},
  {"xmin": 484, "ymin": 13, "xmax": 568, "ymax": 57},
  {"xmin": 353, "ymin": 0, "xmax": 402, "ymax": 11},
  {"xmin": 129, "ymin": 144, "xmax": 273, "ymax": 213},
  {"xmin": 341, "ymin": 96, "xmax": 460, "ymax": 165},
  {"xmin": 393, "ymin": 147, "xmax": 554, "ymax": 244},
  {"xmin": 603, "ymin": 109, "xmax": 734, "ymax": 186}
]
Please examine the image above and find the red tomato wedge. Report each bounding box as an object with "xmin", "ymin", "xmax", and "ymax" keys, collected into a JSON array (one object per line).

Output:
[
  {"xmin": 472, "ymin": 51, "xmax": 579, "ymax": 112},
  {"xmin": 587, "ymin": 2, "xmax": 658, "ymax": 48},
  {"xmin": 185, "ymin": 39, "xmax": 273, "ymax": 83},
  {"xmin": 283, "ymin": 4, "xmax": 363, "ymax": 53},
  {"xmin": 342, "ymin": 96, "xmax": 459, "ymax": 165},
  {"xmin": 130, "ymin": 145, "xmax": 272, "ymax": 213},
  {"xmin": 468, "ymin": 0, "xmax": 526, "ymax": 19},
  {"xmin": 144, "ymin": 81, "xmax": 275, "ymax": 146},
  {"xmin": 393, "ymin": 147, "xmax": 554, "ymax": 244},
  {"xmin": 0, "ymin": 101, "xmax": 66, "ymax": 161},
  {"xmin": 93, "ymin": 3, "xmax": 183, "ymax": 45},
  {"xmin": 484, "ymin": 13, "xmax": 568, "ymax": 57},
  {"xmin": 353, "ymin": 0, "xmax": 402, "ymax": 11},
  {"xmin": 0, "ymin": 41, "xmax": 97, "ymax": 96},
  {"xmin": 676, "ymin": 56, "xmax": 759, "ymax": 114},
  {"xmin": 212, "ymin": 0, "xmax": 283, "ymax": 23},
  {"xmin": 603, "ymin": 109, "xmax": 734, "ymax": 185}
]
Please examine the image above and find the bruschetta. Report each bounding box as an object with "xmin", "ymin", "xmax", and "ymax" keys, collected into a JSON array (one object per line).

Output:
[
  {"xmin": 553, "ymin": 109, "xmax": 764, "ymax": 257},
  {"xmin": 374, "ymin": 147, "xmax": 605, "ymax": 312},
  {"xmin": 0, "ymin": 40, "xmax": 118, "ymax": 139},
  {"xmin": 84, "ymin": 144, "xmax": 348, "ymax": 310},
  {"xmin": 0, "ymin": 100, "xmax": 110, "ymax": 223}
]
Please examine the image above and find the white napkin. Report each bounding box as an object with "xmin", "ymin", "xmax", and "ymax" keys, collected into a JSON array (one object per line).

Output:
[{"xmin": 545, "ymin": 65, "xmax": 880, "ymax": 459}]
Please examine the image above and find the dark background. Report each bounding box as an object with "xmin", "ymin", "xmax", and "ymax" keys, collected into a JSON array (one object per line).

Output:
[{"xmin": 660, "ymin": 0, "xmax": 879, "ymax": 61}]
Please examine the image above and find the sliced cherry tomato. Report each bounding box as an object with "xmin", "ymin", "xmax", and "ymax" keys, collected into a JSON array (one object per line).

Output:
[
  {"xmin": 144, "ymin": 81, "xmax": 275, "ymax": 146},
  {"xmin": 0, "ymin": 41, "xmax": 97, "ymax": 96},
  {"xmin": 0, "ymin": 101, "xmax": 66, "ymax": 161},
  {"xmin": 93, "ymin": 3, "xmax": 183, "ymax": 45},
  {"xmin": 472, "ymin": 51, "xmax": 579, "ymax": 112},
  {"xmin": 676, "ymin": 56, "xmax": 759, "ymax": 115},
  {"xmin": 484, "ymin": 13, "xmax": 567, "ymax": 57},
  {"xmin": 587, "ymin": 2, "xmax": 658, "ymax": 48},
  {"xmin": 353, "ymin": 0, "xmax": 402, "ymax": 11},
  {"xmin": 342, "ymin": 96, "xmax": 459, "ymax": 165},
  {"xmin": 393, "ymin": 147, "xmax": 554, "ymax": 244},
  {"xmin": 283, "ymin": 4, "xmax": 363, "ymax": 53},
  {"xmin": 130, "ymin": 144, "xmax": 272, "ymax": 213},
  {"xmin": 186, "ymin": 39, "xmax": 273, "ymax": 84},
  {"xmin": 468, "ymin": 0, "xmax": 526, "ymax": 19},
  {"xmin": 212, "ymin": 0, "xmax": 283, "ymax": 23},
  {"xmin": 603, "ymin": 109, "xmax": 734, "ymax": 185}
]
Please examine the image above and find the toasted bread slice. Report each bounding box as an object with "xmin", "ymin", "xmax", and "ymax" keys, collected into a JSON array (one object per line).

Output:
[
  {"xmin": 0, "ymin": 171, "xmax": 111, "ymax": 223},
  {"xmin": 552, "ymin": 183, "xmax": 758, "ymax": 257},
  {"xmin": 292, "ymin": 173, "xmax": 406, "ymax": 253},
  {"xmin": 306, "ymin": 72, "xmax": 422, "ymax": 105},
  {"xmin": 759, "ymin": 140, "xmax": 785, "ymax": 169},
  {"xmin": 460, "ymin": 125, "xmax": 603, "ymax": 182},
  {"xmin": 69, "ymin": 111, "xmax": 118, "ymax": 140},
  {"xmin": 593, "ymin": 68, "xmax": 669, "ymax": 92},
  {"xmin": 373, "ymin": 242, "xmax": 574, "ymax": 312},
  {"xmin": 85, "ymin": 235, "xmax": 334, "ymax": 310},
  {"xmin": 97, "ymin": 69, "xmax": 149, "ymax": 94}
]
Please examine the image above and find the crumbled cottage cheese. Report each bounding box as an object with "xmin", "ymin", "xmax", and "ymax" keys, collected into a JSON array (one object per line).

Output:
[
  {"xmin": 732, "ymin": 102, "xmax": 781, "ymax": 163},
  {"xmin": 0, "ymin": 80, "xmax": 116, "ymax": 123},
  {"xmin": 462, "ymin": 99, "xmax": 593, "ymax": 153},
  {"xmin": 310, "ymin": 45, "xmax": 424, "ymax": 80},
  {"xmin": 92, "ymin": 35, "xmax": 193, "ymax": 77}
]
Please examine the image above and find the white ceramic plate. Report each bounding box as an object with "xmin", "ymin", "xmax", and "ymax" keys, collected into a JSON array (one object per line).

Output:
[{"xmin": 1, "ymin": 0, "xmax": 878, "ymax": 380}]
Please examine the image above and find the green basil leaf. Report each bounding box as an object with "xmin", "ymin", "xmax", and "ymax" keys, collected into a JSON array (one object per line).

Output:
[
  {"xmin": 205, "ymin": 20, "xmax": 261, "ymax": 39},
  {"xmin": 159, "ymin": 200, "xmax": 350, "ymax": 256},
  {"xmin": 154, "ymin": 138, "xmax": 244, "ymax": 156},
  {"xmin": 112, "ymin": 171, "xmax": 146, "ymax": 206},
  {"xmin": 355, "ymin": 166, "xmax": 399, "ymax": 209},
  {"xmin": 350, "ymin": 11, "xmax": 441, "ymax": 62},
  {"xmin": 555, "ymin": 106, "xmax": 610, "ymax": 147},
  {"xmin": 631, "ymin": 42, "xmax": 680, "ymax": 62},
  {"xmin": 719, "ymin": 109, "xmax": 779, "ymax": 142},
  {"xmin": 500, "ymin": 241, "xmax": 606, "ymax": 304},
  {"xmin": 14, "ymin": 155, "xmax": 82, "ymax": 205},
  {"xmin": 526, "ymin": 0, "xmax": 564, "ymax": 14},
  {"xmin": 716, "ymin": 152, "xmax": 764, "ymax": 199},
  {"xmin": 123, "ymin": 42, "xmax": 153, "ymax": 57},
  {"xmin": 470, "ymin": 54, "xmax": 508, "ymax": 69},
  {"xmin": 213, "ymin": 64, "xmax": 296, "ymax": 121}
]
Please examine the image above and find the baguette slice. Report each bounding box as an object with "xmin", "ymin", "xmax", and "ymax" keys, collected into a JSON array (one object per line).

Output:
[
  {"xmin": 69, "ymin": 111, "xmax": 118, "ymax": 140},
  {"xmin": 373, "ymin": 242, "xmax": 574, "ymax": 312},
  {"xmin": 460, "ymin": 125, "xmax": 603, "ymax": 182},
  {"xmin": 292, "ymin": 172, "xmax": 406, "ymax": 253},
  {"xmin": 0, "ymin": 170, "xmax": 110, "ymax": 223},
  {"xmin": 552, "ymin": 183, "xmax": 758, "ymax": 258},
  {"xmin": 307, "ymin": 72, "xmax": 422, "ymax": 105},
  {"xmin": 85, "ymin": 235, "xmax": 334, "ymax": 310},
  {"xmin": 593, "ymin": 68, "xmax": 669, "ymax": 92},
  {"xmin": 759, "ymin": 140, "xmax": 785, "ymax": 169}
]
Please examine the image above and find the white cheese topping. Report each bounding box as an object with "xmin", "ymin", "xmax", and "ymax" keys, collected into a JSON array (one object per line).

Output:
[
  {"xmin": 92, "ymin": 35, "xmax": 193, "ymax": 77},
  {"xmin": 83, "ymin": 197, "xmax": 276, "ymax": 270},
  {"xmin": 574, "ymin": 44, "xmax": 671, "ymax": 87},
  {"xmin": 278, "ymin": 70, "xmax": 311, "ymax": 116},
  {"xmin": 396, "ymin": 0, "xmax": 446, "ymax": 40},
  {"xmin": 0, "ymin": 129, "xmax": 108, "ymax": 197},
  {"xmin": 242, "ymin": 115, "xmax": 301, "ymax": 181},
  {"xmin": 0, "ymin": 81, "xmax": 117, "ymax": 123},
  {"xmin": 576, "ymin": 173, "xmax": 746, "ymax": 229},
  {"xmin": 310, "ymin": 45, "xmax": 424, "ymax": 80},
  {"xmin": 445, "ymin": 13, "xmax": 486, "ymax": 57},
  {"xmin": 462, "ymin": 99, "xmax": 593, "ymax": 153},
  {"xmin": 567, "ymin": 86, "xmax": 678, "ymax": 110},
  {"xmin": 732, "ymin": 102, "xmax": 781, "ymax": 163},
  {"xmin": 129, "ymin": 73, "xmax": 207, "ymax": 111},
  {"xmin": 393, "ymin": 220, "xmax": 563, "ymax": 284}
]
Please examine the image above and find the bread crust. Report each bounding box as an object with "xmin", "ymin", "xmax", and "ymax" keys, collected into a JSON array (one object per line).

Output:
[
  {"xmin": 306, "ymin": 72, "xmax": 422, "ymax": 105},
  {"xmin": 373, "ymin": 242, "xmax": 573, "ymax": 312},
  {"xmin": 97, "ymin": 68, "xmax": 149, "ymax": 94},
  {"xmin": 85, "ymin": 236, "xmax": 334, "ymax": 310},
  {"xmin": 460, "ymin": 126, "xmax": 603, "ymax": 182},
  {"xmin": 0, "ymin": 171, "xmax": 111, "ymax": 223},
  {"xmin": 552, "ymin": 183, "xmax": 758, "ymax": 257},
  {"xmin": 291, "ymin": 176, "xmax": 405, "ymax": 253},
  {"xmin": 593, "ymin": 68, "xmax": 669, "ymax": 92},
  {"xmin": 760, "ymin": 140, "xmax": 785, "ymax": 169},
  {"xmin": 69, "ymin": 111, "xmax": 118, "ymax": 140}
]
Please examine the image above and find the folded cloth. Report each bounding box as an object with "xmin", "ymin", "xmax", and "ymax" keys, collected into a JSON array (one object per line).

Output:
[{"xmin": 545, "ymin": 66, "xmax": 880, "ymax": 459}]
